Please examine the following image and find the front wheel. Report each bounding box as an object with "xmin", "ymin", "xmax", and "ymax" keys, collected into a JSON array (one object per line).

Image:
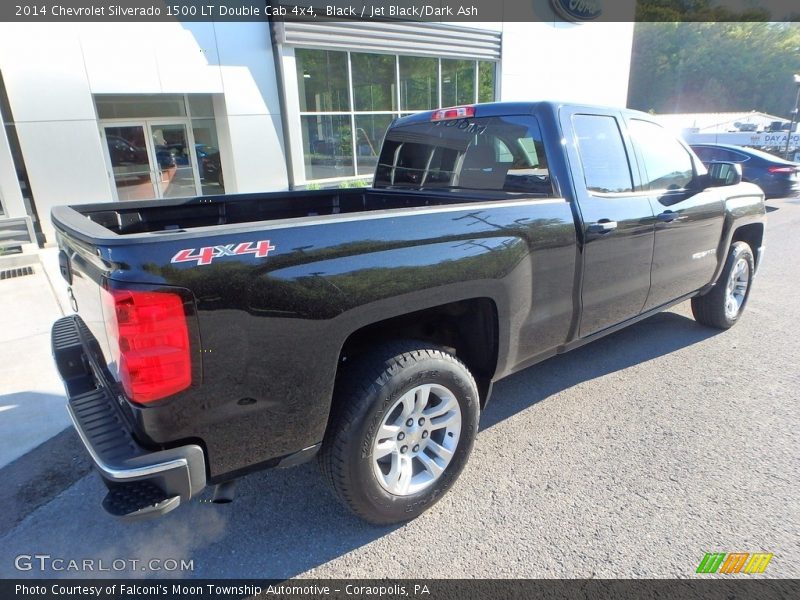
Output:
[
  {"xmin": 691, "ymin": 241, "xmax": 755, "ymax": 329},
  {"xmin": 319, "ymin": 341, "xmax": 480, "ymax": 524}
]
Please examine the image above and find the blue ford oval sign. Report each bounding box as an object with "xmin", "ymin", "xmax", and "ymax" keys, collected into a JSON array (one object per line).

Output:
[{"xmin": 551, "ymin": 0, "xmax": 603, "ymax": 22}]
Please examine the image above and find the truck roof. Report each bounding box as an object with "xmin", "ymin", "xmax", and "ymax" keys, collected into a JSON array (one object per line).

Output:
[
  {"xmin": 393, "ymin": 101, "xmax": 652, "ymax": 127},
  {"xmin": 394, "ymin": 101, "xmax": 549, "ymax": 127}
]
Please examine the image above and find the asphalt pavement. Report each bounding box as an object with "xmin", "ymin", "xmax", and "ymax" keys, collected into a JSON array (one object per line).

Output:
[{"xmin": 0, "ymin": 198, "xmax": 798, "ymax": 579}]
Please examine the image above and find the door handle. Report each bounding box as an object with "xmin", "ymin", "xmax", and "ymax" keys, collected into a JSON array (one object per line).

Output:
[
  {"xmin": 657, "ymin": 211, "xmax": 682, "ymax": 223},
  {"xmin": 587, "ymin": 219, "xmax": 618, "ymax": 234}
]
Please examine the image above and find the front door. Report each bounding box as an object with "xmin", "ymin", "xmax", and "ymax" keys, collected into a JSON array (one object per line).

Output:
[
  {"xmin": 102, "ymin": 120, "xmax": 201, "ymax": 201},
  {"xmin": 625, "ymin": 118, "xmax": 726, "ymax": 310},
  {"xmin": 562, "ymin": 109, "xmax": 656, "ymax": 337}
]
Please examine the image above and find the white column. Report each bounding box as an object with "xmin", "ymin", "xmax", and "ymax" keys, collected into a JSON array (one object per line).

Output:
[{"xmin": 0, "ymin": 120, "xmax": 26, "ymax": 219}]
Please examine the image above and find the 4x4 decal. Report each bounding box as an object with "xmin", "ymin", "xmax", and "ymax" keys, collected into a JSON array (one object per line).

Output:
[{"xmin": 171, "ymin": 240, "xmax": 276, "ymax": 266}]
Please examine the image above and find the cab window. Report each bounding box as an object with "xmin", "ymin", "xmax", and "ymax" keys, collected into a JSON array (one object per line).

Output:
[
  {"xmin": 572, "ymin": 114, "xmax": 634, "ymax": 194},
  {"xmin": 629, "ymin": 119, "xmax": 694, "ymax": 191},
  {"xmin": 374, "ymin": 115, "xmax": 553, "ymax": 196}
]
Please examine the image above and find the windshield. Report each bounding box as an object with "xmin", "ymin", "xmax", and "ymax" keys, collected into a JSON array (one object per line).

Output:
[{"xmin": 373, "ymin": 115, "xmax": 553, "ymax": 196}]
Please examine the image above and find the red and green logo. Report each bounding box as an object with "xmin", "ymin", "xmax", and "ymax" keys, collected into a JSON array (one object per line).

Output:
[{"xmin": 696, "ymin": 552, "xmax": 773, "ymax": 574}]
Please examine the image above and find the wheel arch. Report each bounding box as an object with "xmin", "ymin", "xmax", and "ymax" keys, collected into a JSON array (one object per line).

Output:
[
  {"xmin": 730, "ymin": 222, "xmax": 764, "ymax": 272},
  {"xmin": 334, "ymin": 297, "xmax": 499, "ymax": 410}
]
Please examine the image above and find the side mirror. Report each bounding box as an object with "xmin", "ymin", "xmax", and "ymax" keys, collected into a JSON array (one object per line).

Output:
[{"xmin": 706, "ymin": 161, "xmax": 742, "ymax": 187}]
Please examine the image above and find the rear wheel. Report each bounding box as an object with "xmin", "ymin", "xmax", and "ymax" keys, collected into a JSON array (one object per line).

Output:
[
  {"xmin": 691, "ymin": 241, "xmax": 754, "ymax": 329},
  {"xmin": 319, "ymin": 341, "xmax": 480, "ymax": 524}
]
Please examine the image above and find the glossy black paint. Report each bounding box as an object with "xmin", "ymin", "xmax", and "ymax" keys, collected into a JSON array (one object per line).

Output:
[
  {"xmin": 558, "ymin": 106, "xmax": 657, "ymax": 337},
  {"xmin": 51, "ymin": 102, "xmax": 766, "ymax": 483}
]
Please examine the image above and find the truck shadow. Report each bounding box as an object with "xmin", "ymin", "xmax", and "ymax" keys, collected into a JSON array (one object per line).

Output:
[
  {"xmin": 181, "ymin": 309, "xmax": 721, "ymax": 577},
  {"xmin": 480, "ymin": 310, "xmax": 722, "ymax": 431}
]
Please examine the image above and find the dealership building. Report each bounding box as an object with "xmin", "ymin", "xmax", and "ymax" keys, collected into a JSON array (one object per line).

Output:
[{"xmin": 0, "ymin": 9, "xmax": 634, "ymax": 246}]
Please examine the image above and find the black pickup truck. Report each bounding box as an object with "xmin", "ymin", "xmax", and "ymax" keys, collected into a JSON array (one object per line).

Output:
[{"xmin": 51, "ymin": 102, "xmax": 765, "ymax": 524}]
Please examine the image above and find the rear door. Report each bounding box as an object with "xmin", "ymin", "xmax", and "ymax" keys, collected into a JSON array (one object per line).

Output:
[
  {"xmin": 561, "ymin": 108, "xmax": 656, "ymax": 337},
  {"xmin": 626, "ymin": 119, "xmax": 725, "ymax": 310}
]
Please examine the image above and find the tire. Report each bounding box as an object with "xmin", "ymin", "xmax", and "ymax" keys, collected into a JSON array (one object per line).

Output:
[
  {"xmin": 691, "ymin": 241, "xmax": 755, "ymax": 329},
  {"xmin": 319, "ymin": 340, "xmax": 480, "ymax": 524}
]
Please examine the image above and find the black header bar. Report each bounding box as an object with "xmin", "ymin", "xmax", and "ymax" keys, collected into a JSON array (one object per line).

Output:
[
  {"xmin": 1, "ymin": 1, "xmax": 799, "ymax": 23},
  {"xmin": 3, "ymin": 579, "xmax": 800, "ymax": 600}
]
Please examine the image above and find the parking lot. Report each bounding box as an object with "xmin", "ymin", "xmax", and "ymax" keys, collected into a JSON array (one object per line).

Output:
[{"xmin": 0, "ymin": 197, "xmax": 798, "ymax": 580}]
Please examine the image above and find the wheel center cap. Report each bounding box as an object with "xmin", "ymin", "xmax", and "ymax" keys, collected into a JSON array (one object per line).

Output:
[{"xmin": 403, "ymin": 424, "xmax": 424, "ymax": 448}]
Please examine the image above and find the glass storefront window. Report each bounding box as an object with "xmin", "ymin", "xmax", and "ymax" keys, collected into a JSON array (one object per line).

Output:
[
  {"xmin": 355, "ymin": 114, "xmax": 393, "ymax": 175},
  {"xmin": 301, "ymin": 114, "xmax": 355, "ymax": 180},
  {"xmin": 296, "ymin": 49, "xmax": 350, "ymax": 112},
  {"xmin": 96, "ymin": 94, "xmax": 222, "ymax": 200},
  {"xmin": 441, "ymin": 59, "xmax": 475, "ymax": 107},
  {"xmin": 95, "ymin": 95, "xmax": 187, "ymax": 119},
  {"xmin": 399, "ymin": 56, "xmax": 438, "ymax": 111},
  {"xmin": 294, "ymin": 49, "xmax": 497, "ymax": 182},
  {"xmin": 352, "ymin": 53, "xmax": 397, "ymax": 112},
  {"xmin": 103, "ymin": 125, "xmax": 155, "ymax": 201},
  {"xmin": 478, "ymin": 61, "xmax": 496, "ymax": 103},
  {"xmin": 188, "ymin": 95, "xmax": 214, "ymax": 118},
  {"xmin": 192, "ymin": 118, "xmax": 225, "ymax": 194}
]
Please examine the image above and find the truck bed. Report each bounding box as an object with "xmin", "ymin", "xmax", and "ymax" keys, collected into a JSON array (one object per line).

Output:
[{"xmin": 63, "ymin": 188, "xmax": 512, "ymax": 238}]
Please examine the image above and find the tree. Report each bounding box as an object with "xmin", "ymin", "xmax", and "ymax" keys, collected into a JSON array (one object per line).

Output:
[
  {"xmin": 628, "ymin": 21, "xmax": 800, "ymax": 116},
  {"xmin": 635, "ymin": 0, "xmax": 771, "ymax": 22}
]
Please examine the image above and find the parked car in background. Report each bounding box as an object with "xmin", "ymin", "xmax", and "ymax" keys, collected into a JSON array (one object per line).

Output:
[
  {"xmin": 106, "ymin": 135, "xmax": 147, "ymax": 168},
  {"xmin": 200, "ymin": 149, "xmax": 223, "ymax": 187},
  {"xmin": 690, "ymin": 143, "xmax": 800, "ymax": 199}
]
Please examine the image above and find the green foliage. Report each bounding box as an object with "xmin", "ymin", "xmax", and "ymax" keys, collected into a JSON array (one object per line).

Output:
[
  {"xmin": 296, "ymin": 49, "xmax": 349, "ymax": 112},
  {"xmin": 352, "ymin": 53, "xmax": 396, "ymax": 111},
  {"xmin": 635, "ymin": 0, "xmax": 771, "ymax": 22},
  {"xmin": 400, "ymin": 56, "xmax": 438, "ymax": 110},
  {"xmin": 442, "ymin": 59, "xmax": 475, "ymax": 106},
  {"xmin": 478, "ymin": 62, "xmax": 496, "ymax": 103},
  {"xmin": 628, "ymin": 21, "xmax": 800, "ymax": 116},
  {"xmin": 338, "ymin": 179, "xmax": 371, "ymax": 189}
]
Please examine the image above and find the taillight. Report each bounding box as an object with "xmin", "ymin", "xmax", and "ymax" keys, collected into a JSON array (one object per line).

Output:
[
  {"xmin": 767, "ymin": 166, "xmax": 795, "ymax": 174},
  {"xmin": 431, "ymin": 106, "xmax": 475, "ymax": 121},
  {"xmin": 102, "ymin": 288, "xmax": 191, "ymax": 404}
]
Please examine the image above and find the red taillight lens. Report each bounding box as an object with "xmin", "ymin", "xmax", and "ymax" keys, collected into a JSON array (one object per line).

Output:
[
  {"xmin": 768, "ymin": 166, "xmax": 795, "ymax": 173},
  {"xmin": 431, "ymin": 106, "xmax": 475, "ymax": 121},
  {"xmin": 102, "ymin": 288, "xmax": 191, "ymax": 404}
]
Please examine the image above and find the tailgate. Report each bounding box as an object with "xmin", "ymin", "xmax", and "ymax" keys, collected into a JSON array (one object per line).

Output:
[
  {"xmin": 54, "ymin": 221, "xmax": 116, "ymax": 373},
  {"xmin": 52, "ymin": 206, "xmax": 201, "ymax": 399}
]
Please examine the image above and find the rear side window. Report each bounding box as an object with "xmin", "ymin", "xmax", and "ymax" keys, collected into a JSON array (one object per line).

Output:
[
  {"xmin": 572, "ymin": 114, "xmax": 634, "ymax": 194},
  {"xmin": 373, "ymin": 115, "xmax": 553, "ymax": 196},
  {"xmin": 693, "ymin": 146, "xmax": 750, "ymax": 163},
  {"xmin": 715, "ymin": 148, "xmax": 748, "ymax": 162},
  {"xmin": 629, "ymin": 119, "xmax": 694, "ymax": 191},
  {"xmin": 691, "ymin": 146, "xmax": 719, "ymax": 162}
]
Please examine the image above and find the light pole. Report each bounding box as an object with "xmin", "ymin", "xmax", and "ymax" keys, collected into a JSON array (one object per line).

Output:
[{"xmin": 784, "ymin": 73, "xmax": 800, "ymax": 160}]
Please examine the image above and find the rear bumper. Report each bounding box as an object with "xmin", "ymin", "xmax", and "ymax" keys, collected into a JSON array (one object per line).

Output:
[
  {"xmin": 761, "ymin": 178, "xmax": 800, "ymax": 199},
  {"xmin": 52, "ymin": 316, "xmax": 206, "ymax": 520}
]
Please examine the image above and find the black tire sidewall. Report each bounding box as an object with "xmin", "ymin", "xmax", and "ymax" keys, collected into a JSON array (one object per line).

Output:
[{"xmin": 347, "ymin": 353, "xmax": 479, "ymax": 523}]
